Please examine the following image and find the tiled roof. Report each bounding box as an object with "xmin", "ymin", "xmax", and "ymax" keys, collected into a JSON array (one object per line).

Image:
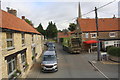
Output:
[
  {"xmin": 57, "ymin": 32, "xmax": 70, "ymax": 38},
  {"xmin": 0, "ymin": 10, "xmax": 40, "ymax": 34},
  {"xmin": 57, "ymin": 30, "xmax": 77, "ymax": 38},
  {"xmin": 78, "ymin": 18, "xmax": 119, "ymax": 32}
]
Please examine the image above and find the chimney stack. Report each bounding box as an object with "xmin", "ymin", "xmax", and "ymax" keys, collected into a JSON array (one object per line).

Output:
[
  {"xmin": 7, "ymin": 7, "xmax": 17, "ymax": 16},
  {"xmin": 113, "ymin": 15, "xmax": 116, "ymax": 18},
  {"xmin": 22, "ymin": 16, "xmax": 25, "ymax": 20}
]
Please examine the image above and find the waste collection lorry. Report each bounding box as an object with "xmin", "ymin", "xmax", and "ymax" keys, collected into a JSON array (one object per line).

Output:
[{"xmin": 62, "ymin": 37, "xmax": 81, "ymax": 53}]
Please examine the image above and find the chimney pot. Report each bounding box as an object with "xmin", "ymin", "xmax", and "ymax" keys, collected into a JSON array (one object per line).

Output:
[
  {"xmin": 22, "ymin": 16, "xmax": 25, "ymax": 20},
  {"xmin": 113, "ymin": 15, "xmax": 116, "ymax": 18}
]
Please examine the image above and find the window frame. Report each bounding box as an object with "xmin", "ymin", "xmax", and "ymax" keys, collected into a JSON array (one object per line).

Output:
[
  {"xmin": 21, "ymin": 33, "xmax": 25, "ymax": 46},
  {"xmin": 32, "ymin": 34, "xmax": 34, "ymax": 43},
  {"xmin": 109, "ymin": 32, "xmax": 116, "ymax": 37},
  {"xmin": 90, "ymin": 33, "xmax": 97, "ymax": 38},
  {"xmin": 85, "ymin": 33, "xmax": 89, "ymax": 38},
  {"xmin": 6, "ymin": 32, "xmax": 14, "ymax": 50},
  {"xmin": 7, "ymin": 58, "xmax": 16, "ymax": 77}
]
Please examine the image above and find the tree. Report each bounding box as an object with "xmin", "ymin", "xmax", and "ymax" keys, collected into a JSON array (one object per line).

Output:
[
  {"xmin": 46, "ymin": 21, "xmax": 58, "ymax": 39},
  {"xmin": 36, "ymin": 23, "xmax": 45, "ymax": 36},
  {"xmin": 68, "ymin": 23, "xmax": 76, "ymax": 31},
  {"xmin": 25, "ymin": 18, "xmax": 33, "ymax": 26},
  {"xmin": 62, "ymin": 29, "xmax": 68, "ymax": 35}
]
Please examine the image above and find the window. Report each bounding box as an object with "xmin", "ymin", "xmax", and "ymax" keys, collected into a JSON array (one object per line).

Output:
[
  {"xmin": 114, "ymin": 40, "xmax": 120, "ymax": 47},
  {"xmin": 91, "ymin": 33, "xmax": 97, "ymax": 38},
  {"xmin": 32, "ymin": 34, "xmax": 34, "ymax": 43},
  {"xmin": 92, "ymin": 43, "xmax": 97, "ymax": 47},
  {"xmin": 6, "ymin": 33, "xmax": 14, "ymax": 50},
  {"xmin": 21, "ymin": 52, "xmax": 26, "ymax": 63},
  {"xmin": 7, "ymin": 57, "xmax": 16, "ymax": 76},
  {"xmin": 85, "ymin": 33, "xmax": 89, "ymax": 38},
  {"xmin": 109, "ymin": 32, "xmax": 116, "ymax": 37},
  {"xmin": 22, "ymin": 33, "xmax": 25, "ymax": 46}
]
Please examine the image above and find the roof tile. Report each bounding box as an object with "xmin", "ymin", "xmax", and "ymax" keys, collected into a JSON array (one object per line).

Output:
[
  {"xmin": 78, "ymin": 18, "xmax": 119, "ymax": 32},
  {"xmin": 0, "ymin": 10, "xmax": 40, "ymax": 34}
]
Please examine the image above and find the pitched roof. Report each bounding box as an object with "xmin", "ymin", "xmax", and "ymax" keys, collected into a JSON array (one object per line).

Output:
[
  {"xmin": 78, "ymin": 18, "xmax": 119, "ymax": 32},
  {"xmin": 57, "ymin": 32, "xmax": 70, "ymax": 38},
  {"xmin": 57, "ymin": 31, "xmax": 75, "ymax": 38},
  {"xmin": 0, "ymin": 10, "xmax": 40, "ymax": 34}
]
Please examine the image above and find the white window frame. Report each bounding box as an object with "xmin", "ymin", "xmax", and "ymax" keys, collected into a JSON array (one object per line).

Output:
[
  {"xmin": 114, "ymin": 40, "xmax": 120, "ymax": 47},
  {"xmin": 22, "ymin": 33, "xmax": 25, "ymax": 46},
  {"xmin": 6, "ymin": 33, "xmax": 14, "ymax": 50},
  {"xmin": 85, "ymin": 33, "xmax": 89, "ymax": 38},
  {"xmin": 90, "ymin": 33, "xmax": 97, "ymax": 38},
  {"xmin": 7, "ymin": 58, "xmax": 16, "ymax": 77},
  {"xmin": 21, "ymin": 53, "xmax": 26, "ymax": 64},
  {"xmin": 109, "ymin": 32, "xmax": 116, "ymax": 37}
]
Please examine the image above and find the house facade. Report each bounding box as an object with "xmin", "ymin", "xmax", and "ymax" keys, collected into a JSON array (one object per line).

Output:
[
  {"xmin": 77, "ymin": 18, "xmax": 120, "ymax": 51},
  {"xmin": 0, "ymin": 10, "xmax": 44, "ymax": 79}
]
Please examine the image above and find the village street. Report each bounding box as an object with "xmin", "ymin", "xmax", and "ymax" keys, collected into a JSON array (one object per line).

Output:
[{"xmin": 26, "ymin": 43, "xmax": 119, "ymax": 79}]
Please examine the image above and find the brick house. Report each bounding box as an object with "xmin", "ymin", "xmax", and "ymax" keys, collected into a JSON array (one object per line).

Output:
[
  {"xmin": 0, "ymin": 9, "xmax": 44, "ymax": 79},
  {"xmin": 77, "ymin": 18, "xmax": 120, "ymax": 51},
  {"xmin": 57, "ymin": 31, "xmax": 75, "ymax": 43}
]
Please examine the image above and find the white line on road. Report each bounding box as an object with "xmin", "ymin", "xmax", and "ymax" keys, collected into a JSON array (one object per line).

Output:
[{"xmin": 88, "ymin": 61, "xmax": 110, "ymax": 80}]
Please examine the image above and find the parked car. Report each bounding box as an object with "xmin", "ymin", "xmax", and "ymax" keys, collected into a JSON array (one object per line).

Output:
[
  {"xmin": 48, "ymin": 47, "xmax": 55, "ymax": 51},
  {"xmin": 46, "ymin": 42, "xmax": 55, "ymax": 48},
  {"xmin": 41, "ymin": 51, "xmax": 58, "ymax": 72}
]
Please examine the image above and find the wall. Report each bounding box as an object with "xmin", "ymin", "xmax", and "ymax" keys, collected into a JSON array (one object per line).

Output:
[{"xmin": 1, "ymin": 32, "xmax": 43, "ymax": 79}]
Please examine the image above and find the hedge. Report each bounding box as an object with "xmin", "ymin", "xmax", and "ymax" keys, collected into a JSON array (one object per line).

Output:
[{"xmin": 107, "ymin": 47, "xmax": 120, "ymax": 57}]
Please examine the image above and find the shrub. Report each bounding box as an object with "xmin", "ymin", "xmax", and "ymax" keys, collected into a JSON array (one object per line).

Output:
[
  {"xmin": 107, "ymin": 47, "xmax": 120, "ymax": 57},
  {"xmin": 106, "ymin": 45, "xmax": 113, "ymax": 51}
]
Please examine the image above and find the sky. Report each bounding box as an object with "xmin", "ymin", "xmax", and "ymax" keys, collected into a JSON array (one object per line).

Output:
[{"xmin": 1, "ymin": 0, "xmax": 120, "ymax": 30}]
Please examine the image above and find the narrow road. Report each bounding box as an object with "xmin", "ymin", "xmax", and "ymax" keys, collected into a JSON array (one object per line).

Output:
[{"xmin": 26, "ymin": 43, "xmax": 105, "ymax": 78}]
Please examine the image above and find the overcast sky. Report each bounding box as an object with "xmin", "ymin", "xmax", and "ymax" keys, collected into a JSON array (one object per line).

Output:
[{"xmin": 1, "ymin": 0, "xmax": 120, "ymax": 30}]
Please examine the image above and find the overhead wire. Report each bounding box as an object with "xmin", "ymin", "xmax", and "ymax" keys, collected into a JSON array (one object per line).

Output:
[{"xmin": 81, "ymin": 0, "xmax": 117, "ymax": 17}]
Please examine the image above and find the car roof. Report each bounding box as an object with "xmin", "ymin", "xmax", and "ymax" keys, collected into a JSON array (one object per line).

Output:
[{"xmin": 43, "ymin": 51, "xmax": 56, "ymax": 56}]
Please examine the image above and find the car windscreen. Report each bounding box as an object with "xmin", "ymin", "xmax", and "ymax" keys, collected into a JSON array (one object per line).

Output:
[
  {"xmin": 43, "ymin": 55, "xmax": 56, "ymax": 61},
  {"xmin": 48, "ymin": 48, "xmax": 55, "ymax": 51},
  {"xmin": 48, "ymin": 43, "xmax": 55, "ymax": 46}
]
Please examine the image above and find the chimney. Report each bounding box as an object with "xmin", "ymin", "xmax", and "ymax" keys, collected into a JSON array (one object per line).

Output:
[
  {"xmin": 22, "ymin": 16, "xmax": 25, "ymax": 20},
  {"xmin": 7, "ymin": 8, "xmax": 17, "ymax": 16},
  {"xmin": 113, "ymin": 15, "xmax": 116, "ymax": 18},
  {"xmin": 6, "ymin": 7, "xmax": 10, "ymax": 12}
]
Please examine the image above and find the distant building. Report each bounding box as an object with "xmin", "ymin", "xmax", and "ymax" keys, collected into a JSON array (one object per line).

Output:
[
  {"xmin": 77, "ymin": 18, "xmax": 120, "ymax": 51},
  {"xmin": 0, "ymin": 9, "xmax": 44, "ymax": 79},
  {"xmin": 57, "ymin": 31, "xmax": 75, "ymax": 43}
]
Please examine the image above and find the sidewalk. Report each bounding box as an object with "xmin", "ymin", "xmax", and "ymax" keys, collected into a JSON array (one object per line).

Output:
[{"xmin": 81, "ymin": 52, "xmax": 119, "ymax": 78}]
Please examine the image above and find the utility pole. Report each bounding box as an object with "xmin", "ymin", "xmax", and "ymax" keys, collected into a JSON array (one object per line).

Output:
[{"xmin": 95, "ymin": 7, "xmax": 101, "ymax": 61}]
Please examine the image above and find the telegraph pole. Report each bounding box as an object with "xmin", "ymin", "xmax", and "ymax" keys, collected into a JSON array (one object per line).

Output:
[{"xmin": 95, "ymin": 7, "xmax": 101, "ymax": 61}]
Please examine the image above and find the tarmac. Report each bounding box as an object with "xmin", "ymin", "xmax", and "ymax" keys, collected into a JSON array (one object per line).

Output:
[{"xmin": 81, "ymin": 51, "xmax": 119, "ymax": 79}]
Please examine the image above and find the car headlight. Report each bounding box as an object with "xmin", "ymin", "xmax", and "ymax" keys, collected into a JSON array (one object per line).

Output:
[
  {"xmin": 54, "ymin": 64, "xmax": 57, "ymax": 66},
  {"xmin": 41, "ymin": 64, "xmax": 45, "ymax": 66}
]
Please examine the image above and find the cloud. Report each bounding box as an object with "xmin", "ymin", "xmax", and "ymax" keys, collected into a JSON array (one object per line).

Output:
[{"xmin": 1, "ymin": 0, "xmax": 119, "ymax": 30}]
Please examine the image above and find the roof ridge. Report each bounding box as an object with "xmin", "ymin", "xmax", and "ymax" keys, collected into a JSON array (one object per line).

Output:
[{"xmin": 1, "ymin": 9, "xmax": 40, "ymax": 34}]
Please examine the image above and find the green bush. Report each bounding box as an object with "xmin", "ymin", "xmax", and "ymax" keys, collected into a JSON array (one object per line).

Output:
[
  {"xmin": 107, "ymin": 47, "xmax": 120, "ymax": 57},
  {"xmin": 106, "ymin": 46, "xmax": 113, "ymax": 51}
]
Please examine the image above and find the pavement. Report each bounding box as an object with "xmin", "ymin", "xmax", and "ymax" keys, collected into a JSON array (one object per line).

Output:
[
  {"xmin": 26, "ymin": 43, "xmax": 119, "ymax": 79},
  {"xmin": 81, "ymin": 52, "xmax": 119, "ymax": 79}
]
